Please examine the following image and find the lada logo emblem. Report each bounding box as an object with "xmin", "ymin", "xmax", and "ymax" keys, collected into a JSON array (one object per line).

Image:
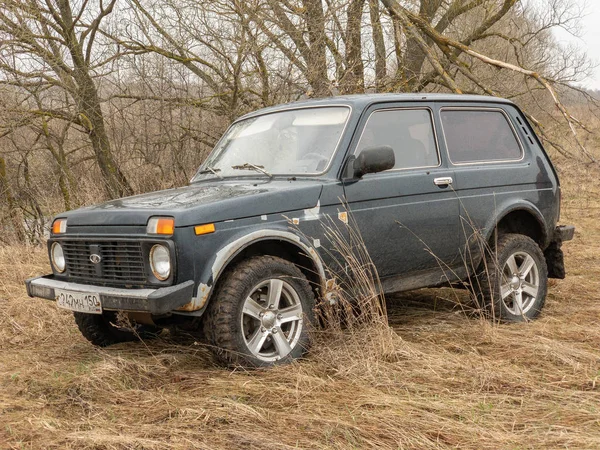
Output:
[{"xmin": 90, "ymin": 254, "xmax": 102, "ymax": 264}]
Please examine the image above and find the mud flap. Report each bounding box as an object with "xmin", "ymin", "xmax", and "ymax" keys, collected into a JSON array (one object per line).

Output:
[
  {"xmin": 545, "ymin": 241, "xmax": 565, "ymax": 279},
  {"xmin": 545, "ymin": 225, "xmax": 575, "ymax": 279}
]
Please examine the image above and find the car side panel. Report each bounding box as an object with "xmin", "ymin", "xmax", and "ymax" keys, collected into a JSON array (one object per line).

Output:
[
  {"xmin": 343, "ymin": 169, "xmax": 460, "ymax": 279},
  {"xmin": 341, "ymin": 102, "xmax": 461, "ymax": 282},
  {"xmin": 173, "ymin": 182, "xmax": 346, "ymax": 314},
  {"xmin": 435, "ymin": 102, "xmax": 559, "ymax": 275}
]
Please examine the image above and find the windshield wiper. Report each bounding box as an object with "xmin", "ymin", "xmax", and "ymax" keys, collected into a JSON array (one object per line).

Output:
[
  {"xmin": 231, "ymin": 162, "xmax": 273, "ymax": 179},
  {"xmin": 198, "ymin": 166, "xmax": 223, "ymax": 179}
]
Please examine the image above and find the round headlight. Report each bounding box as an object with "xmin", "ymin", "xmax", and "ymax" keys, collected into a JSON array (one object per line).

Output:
[
  {"xmin": 150, "ymin": 244, "xmax": 171, "ymax": 281},
  {"xmin": 51, "ymin": 242, "xmax": 66, "ymax": 273}
]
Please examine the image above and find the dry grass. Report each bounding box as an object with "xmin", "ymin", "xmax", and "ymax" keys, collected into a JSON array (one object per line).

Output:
[{"xmin": 2, "ymin": 160, "xmax": 600, "ymax": 449}]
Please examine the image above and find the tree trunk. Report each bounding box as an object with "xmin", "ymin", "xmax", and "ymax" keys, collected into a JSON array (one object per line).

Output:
[
  {"xmin": 342, "ymin": 0, "xmax": 366, "ymax": 94},
  {"xmin": 57, "ymin": 0, "xmax": 133, "ymax": 199},
  {"xmin": 303, "ymin": 0, "xmax": 331, "ymax": 97},
  {"xmin": 0, "ymin": 156, "xmax": 25, "ymax": 242},
  {"xmin": 40, "ymin": 119, "xmax": 77, "ymax": 210},
  {"xmin": 398, "ymin": 0, "xmax": 443, "ymax": 89},
  {"xmin": 390, "ymin": 12, "xmax": 407, "ymax": 90},
  {"xmin": 369, "ymin": 0, "xmax": 387, "ymax": 91}
]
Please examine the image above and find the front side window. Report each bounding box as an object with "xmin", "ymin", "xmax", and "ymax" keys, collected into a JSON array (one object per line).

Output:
[
  {"xmin": 355, "ymin": 108, "xmax": 439, "ymax": 170},
  {"xmin": 192, "ymin": 106, "xmax": 350, "ymax": 180},
  {"xmin": 440, "ymin": 109, "xmax": 522, "ymax": 164}
]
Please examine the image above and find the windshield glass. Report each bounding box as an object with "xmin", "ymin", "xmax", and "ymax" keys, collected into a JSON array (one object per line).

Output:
[{"xmin": 192, "ymin": 106, "xmax": 350, "ymax": 180}]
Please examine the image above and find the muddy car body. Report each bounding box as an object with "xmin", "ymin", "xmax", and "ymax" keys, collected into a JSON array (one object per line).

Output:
[{"xmin": 26, "ymin": 94, "xmax": 574, "ymax": 366}]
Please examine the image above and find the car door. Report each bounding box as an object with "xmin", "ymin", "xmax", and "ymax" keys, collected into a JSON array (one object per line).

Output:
[
  {"xmin": 342, "ymin": 104, "xmax": 461, "ymax": 284},
  {"xmin": 437, "ymin": 105, "xmax": 539, "ymax": 261}
]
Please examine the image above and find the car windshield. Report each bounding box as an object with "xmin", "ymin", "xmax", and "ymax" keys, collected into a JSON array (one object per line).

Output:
[{"xmin": 191, "ymin": 106, "xmax": 350, "ymax": 180}]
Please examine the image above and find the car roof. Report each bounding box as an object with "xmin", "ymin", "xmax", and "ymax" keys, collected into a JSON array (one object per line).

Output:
[{"xmin": 238, "ymin": 93, "xmax": 516, "ymax": 121}]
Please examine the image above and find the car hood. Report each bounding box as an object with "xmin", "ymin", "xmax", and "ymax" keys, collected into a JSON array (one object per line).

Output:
[{"xmin": 63, "ymin": 179, "xmax": 323, "ymax": 227}]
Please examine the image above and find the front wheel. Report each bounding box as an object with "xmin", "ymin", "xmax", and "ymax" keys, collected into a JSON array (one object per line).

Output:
[
  {"xmin": 203, "ymin": 256, "xmax": 315, "ymax": 367},
  {"xmin": 74, "ymin": 311, "xmax": 160, "ymax": 346},
  {"xmin": 478, "ymin": 233, "xmax": 548, "ymax": 322}
]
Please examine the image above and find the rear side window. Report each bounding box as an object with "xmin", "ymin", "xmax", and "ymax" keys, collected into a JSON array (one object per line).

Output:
[
  {"xmin": 355, "ymin": 109, "xmax": 439, "ymax": 170},
  {"xmin": 440, "ymin": 109, "xmax": 522, "ymax": 164}
]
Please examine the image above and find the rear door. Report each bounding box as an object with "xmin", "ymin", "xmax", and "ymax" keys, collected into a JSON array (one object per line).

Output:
[
  {"xmin": 342, "ymin": 103, "xmax": 461, "ymax": 281},
  {"xmin": 437, "ymin": 104, "xmax": 538, "ymax": 258}
]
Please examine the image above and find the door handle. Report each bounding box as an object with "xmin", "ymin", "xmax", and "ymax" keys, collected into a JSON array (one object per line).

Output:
[{"xmin": 433, "ymin": 177, "xmax": 453, "ymax": 187}]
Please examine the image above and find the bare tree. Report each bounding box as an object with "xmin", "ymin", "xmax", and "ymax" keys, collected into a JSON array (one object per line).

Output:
[
  {"xmin": 0, "ymin": 153, "xmax": 25, "ymax": 242},
  {"xmin": 0, "ymin": 0, "xmax": 596, "ymax": 242},
  {"xmin": 379, "ymin": 0, "xmax": 596, "ymax": 161},
  {"xmin": 0, "ymin": 0, "xmax": 133, "ymax": 198},
  {"xmin": 369, "ymin": 0, "xmax": 387, "ymax": 91}
]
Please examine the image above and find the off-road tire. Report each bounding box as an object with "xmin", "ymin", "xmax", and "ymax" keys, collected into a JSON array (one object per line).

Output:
[
  {"xmin": 202, "ymin": 255, "xmax": 315, "ymax": 368},
  {"xmin": 74, "ymin": 311, "xmax": 159, "ymax": 346},
  {"xmin": 478, "ymin": 233, "xmax": 548, "ymax": 322}
]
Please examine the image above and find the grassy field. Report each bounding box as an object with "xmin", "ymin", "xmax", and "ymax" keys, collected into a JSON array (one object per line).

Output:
[{"xmin": 1, "ymin": 160, "xmax": 600, "ymax": 449}]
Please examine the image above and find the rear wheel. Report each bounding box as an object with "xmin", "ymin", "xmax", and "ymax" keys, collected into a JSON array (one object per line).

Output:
[
  {"xmin": 74, "ymin": 311, "xmax": 160, "ymax": 346},
  {"xmin": 203, "ymin": 256, "xmax": 315, "ymax": 367},
  {"xmin": 478, "ymin": 233, "xmax": 548, "ymax": 322}
]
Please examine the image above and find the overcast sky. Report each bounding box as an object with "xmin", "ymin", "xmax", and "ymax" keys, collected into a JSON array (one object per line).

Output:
[{"xmin": 552, "ymin": 0, "xmax": 600, "ymax": 90}]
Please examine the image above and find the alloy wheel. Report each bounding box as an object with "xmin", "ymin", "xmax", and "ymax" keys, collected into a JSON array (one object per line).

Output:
[
  {"xmin": 500, "ymin": 251, "xmax": 540, "ymax": 316},
  {"xmin": 240, "ymin": 278, "xmax": 304, "ymax": 362}
]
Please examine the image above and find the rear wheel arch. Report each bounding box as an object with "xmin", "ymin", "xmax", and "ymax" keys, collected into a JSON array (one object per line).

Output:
[{"xmin": 492, "ymin": 207, "xmax": 548, "ymax": 248}]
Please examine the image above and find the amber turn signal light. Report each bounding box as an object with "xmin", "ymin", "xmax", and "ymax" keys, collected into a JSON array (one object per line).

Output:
[
  {"xmin": 194, "ymin": 223, "xmax": 215, "ymax": 235},
  {"xmin": 147, "ymin": 217, "xmax": 175, "ymax": 235},
  {"xmin": 52, "ymin": 218, "xmax": 67, "ymax": 234}
]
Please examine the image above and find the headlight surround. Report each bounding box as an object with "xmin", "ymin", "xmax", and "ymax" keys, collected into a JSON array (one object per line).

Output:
[
  {"xmin": 149, "ymin": 244, "xmax": 171, "ymax": 281},
  {"xmin": 51, "ymin": 242, "xmax": 66, "ymax": 273}
]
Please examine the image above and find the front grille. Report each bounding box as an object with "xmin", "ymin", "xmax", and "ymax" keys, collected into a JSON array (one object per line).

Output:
[{"xmin": 61, "ymin": 240, "xmax": 147, "ymax": 286}]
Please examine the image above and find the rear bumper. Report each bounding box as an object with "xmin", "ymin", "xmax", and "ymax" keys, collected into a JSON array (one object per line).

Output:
[
  {"xmin": 25, "ymin": 275, "xmax": 195, "ymax": 315},
  {"xmin": 554, "ymin": 225, "xmax": 575, "ymax": 242}
]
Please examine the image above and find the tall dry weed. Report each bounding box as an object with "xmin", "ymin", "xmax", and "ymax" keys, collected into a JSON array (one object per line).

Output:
[
  {"xmin": 297, "ymin": 208, "xmax": 404, "ymax": 380},
  {"xmin": 2, "ymin": 158, "xmax": 600, "ymax": 449}
]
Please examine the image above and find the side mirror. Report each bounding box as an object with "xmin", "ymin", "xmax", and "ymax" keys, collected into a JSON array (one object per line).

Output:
[{"xmin": 352, "ymin": 146, "xmax": 395, "ymax": 178}]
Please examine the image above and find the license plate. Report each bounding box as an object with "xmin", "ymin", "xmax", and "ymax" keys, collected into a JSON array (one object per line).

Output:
[{"xmin": 55, "ymin": 289, "xmax": 102, "ymax": 314}]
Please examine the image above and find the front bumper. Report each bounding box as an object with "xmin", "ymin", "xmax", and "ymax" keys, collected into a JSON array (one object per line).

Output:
[{"xmin": 25, "ymin": 275, "xmax": 195, "ymax": 315}]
